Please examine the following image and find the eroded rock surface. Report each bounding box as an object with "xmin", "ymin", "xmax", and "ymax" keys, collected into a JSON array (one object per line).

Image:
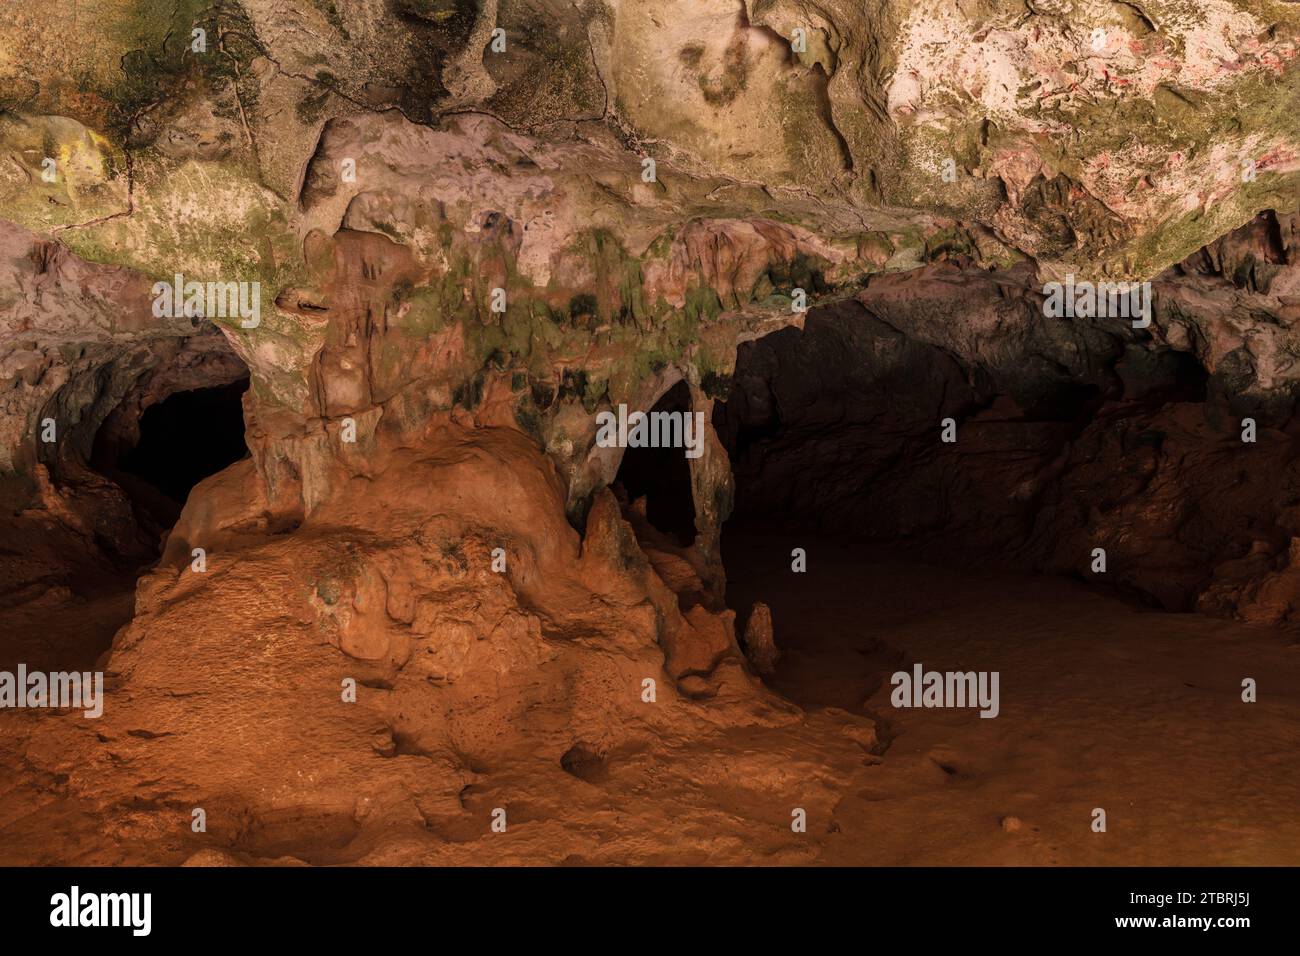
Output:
[{"xmin": 0, "ymin": 0, "xmax": 1297, "ymax": 865}]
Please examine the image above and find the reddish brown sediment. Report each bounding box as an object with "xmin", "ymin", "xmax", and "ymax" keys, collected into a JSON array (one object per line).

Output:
[{"xmin": 0, "ymin": 0, "xmax": 1298, "ymax": 866}]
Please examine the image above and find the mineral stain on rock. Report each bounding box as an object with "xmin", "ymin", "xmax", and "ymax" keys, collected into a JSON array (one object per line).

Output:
[{"xmin": 0, "ymin": 0, "xmax": 1298, "ymax": 870}]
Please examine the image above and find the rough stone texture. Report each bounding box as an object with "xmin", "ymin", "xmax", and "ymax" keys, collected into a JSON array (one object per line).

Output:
[
  {"xmin": 0, "ymin": 0, "xmax": 1297, "ymax": 865},
  {"xmin": 742, "ymin": 601, "xmax": 778, "ymax": 674},
  {"xmin": 722, "ymin": 211, "xmax": 1300, "ymax": 621}
]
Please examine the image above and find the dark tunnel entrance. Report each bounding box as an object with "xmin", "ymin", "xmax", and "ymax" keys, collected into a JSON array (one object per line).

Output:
[
  {"xmin": 613, "ymin": 379, "xmax": 698, "ymax": 546},
  {"xmin": 712, "ymin": 291, "xmax": 1287, "ymax": 711},
  {"xmin": 91, "ymin": 377, "xmax": 251, "ymax": 540},
  {"xmin": 118, "ymin": 379, "xmax": 251, "ymax": 505},
  {"xmin": 6, "ymin": 338, "xmax": 252, "ymax": 673}
]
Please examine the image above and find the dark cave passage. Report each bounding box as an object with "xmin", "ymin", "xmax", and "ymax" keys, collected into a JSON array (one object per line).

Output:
[
  {"xmin": 3, "ymin": 351, "xmax": 250, "ymax": 671},
  {"xmin": 92, "ymin": 378, "xmax": 251, "ymax": 536},
  {"xmin": 118, "ymin": 380, "xmax": 249, "ymax": 504},
  {"xmin": 2, "ymin": 339, "xmax": 252, "ymax": 672},
  {"xmin": 613, "ymin": 379, "xmax": 698, "ymax": 546},
  {"xmin": 716, "ymin": 294, "xmax": 1299, "ymax": 708}
]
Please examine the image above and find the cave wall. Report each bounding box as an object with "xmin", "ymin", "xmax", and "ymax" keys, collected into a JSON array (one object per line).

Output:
[
  {"xmin": 0, "ymin": 223, "xmax": 254, "ymax": 600},
  {"xmin": 0, "ymin": 0, "xmax": 1297, "ymax": 863},
  {"xmin": 1, "ymin": 1, "xmax": 1296, "ymax": 538},
  {"xmin": 723, "ymin": 211, "xmax": 1300, "ymax": 621}
]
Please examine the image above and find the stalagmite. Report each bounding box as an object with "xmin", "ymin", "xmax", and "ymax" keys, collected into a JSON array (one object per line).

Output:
[{"xmin": 742, "ymin": 601, "xmax": 779, "ymax": 675}]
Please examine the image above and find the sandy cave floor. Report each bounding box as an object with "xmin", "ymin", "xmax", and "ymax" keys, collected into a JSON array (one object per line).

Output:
[
  {"xmin": 723, "ymin": 525, "xmax": 1300, "ymax": 866},
  {"xmin": 0, "ymin": 525, "xmax": 1298, "ymax": 866}
]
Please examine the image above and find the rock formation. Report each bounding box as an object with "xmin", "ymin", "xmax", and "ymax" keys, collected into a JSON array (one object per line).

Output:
[
  {"xmin": 0, "ymin": 0, "xmax": 1297, "ymax": 866},
  {"xmin": 743, "ymin": 601, "xmax": 779, "ymax": 674}
]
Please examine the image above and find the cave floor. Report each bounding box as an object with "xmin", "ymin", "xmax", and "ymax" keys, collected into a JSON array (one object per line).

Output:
[
  {"xmin": 724, "ymin": 524, "xmax": 1300, "ymax": 865},
  {"xmin": 2, "ymin": 528, "xmax": 1299, "ymax": 866}
]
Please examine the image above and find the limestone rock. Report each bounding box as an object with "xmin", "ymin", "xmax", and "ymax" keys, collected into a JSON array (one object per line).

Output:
[
  {"xmin": 0, "ymin": 0, "xmax": 1297, "ymax": 869},
  {"xmin": 742, "ymin": 601, "xmax": 779, "ymax": 674}
]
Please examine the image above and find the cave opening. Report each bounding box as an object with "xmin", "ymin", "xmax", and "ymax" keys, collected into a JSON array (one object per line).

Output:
[
  {"xmin": 122, "ymin": 380, "xmax": 250, "ymax": 505},
  {"xmin": 613, "ymin": 379, "xmax": 698, "ymax": 546},
  {"xmin": 4, "ymin": 332, "xmax": 252, "ymax": 674},
  {"xmin": 73, "ymin": 332, "xmax": 253, "ymax": 574},
  {"xmin": 91, "ymin": 378, "xmax": 251, "ymax": 536},
  {"xmin": 715, "ymin": 294, "xmax": 1277, "ymax": 715}
]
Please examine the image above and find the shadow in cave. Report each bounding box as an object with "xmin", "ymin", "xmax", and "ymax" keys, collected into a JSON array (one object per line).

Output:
[
  {"xmin": 34, "ymin": 378, "xmax": 253, "ymax": 670},
  {"xmin": 612, "ymin": 379, "xmax": 698, "ymax": 547},
  {"xmin": 714, "ymin": 296, "xmax": 1280, "ymax": 715},
  {"xmin": 2, "ymin": 372, "xmax": 252, "ymax": 673},
  {"xmin": 92, "ymin": 378, "xmax": 251, "ymax": 540}
]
